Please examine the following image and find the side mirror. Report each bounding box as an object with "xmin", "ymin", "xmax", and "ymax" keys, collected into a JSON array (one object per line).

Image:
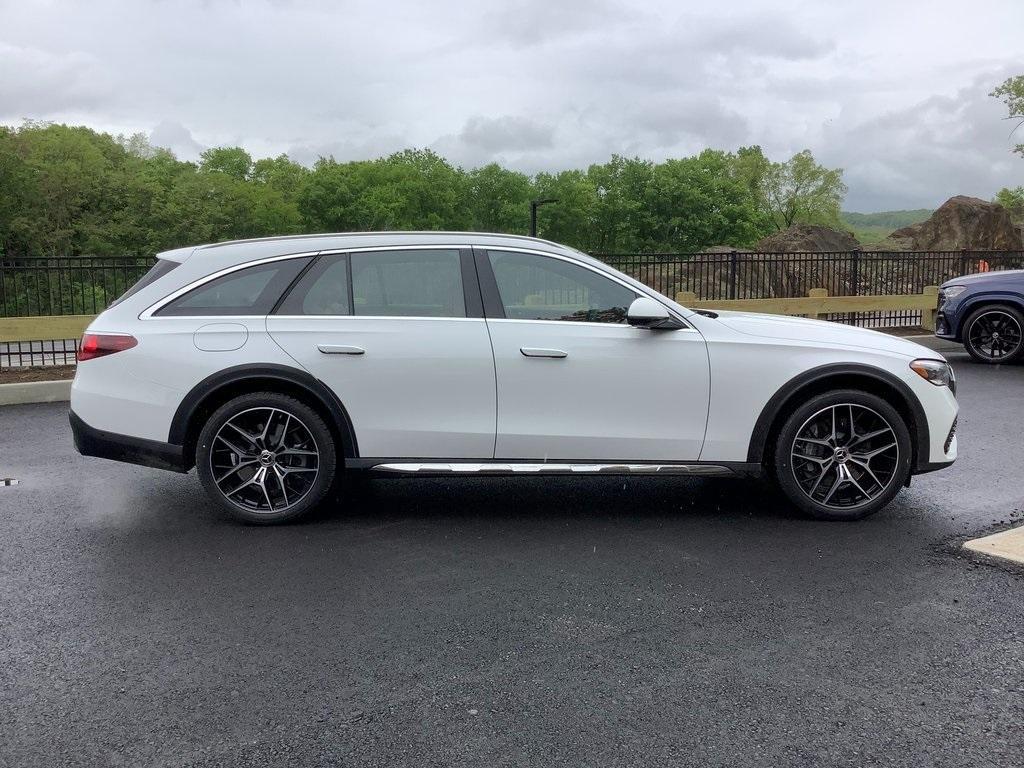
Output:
[{"xmin": 627, "ymin": 297, "xmax": 684, "ymax": 330}]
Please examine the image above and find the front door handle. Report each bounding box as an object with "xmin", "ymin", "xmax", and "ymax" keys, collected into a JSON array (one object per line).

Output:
[
  {"xmin": 318, "ymin": 344, "xmax": 365, "ymax": 355},
  {"xmin": 520, "ymin": 347, "xmax": 568, "ymax": 359}
]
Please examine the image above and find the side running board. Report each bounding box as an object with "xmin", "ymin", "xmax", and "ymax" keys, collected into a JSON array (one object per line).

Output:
[{"xmin": 370, "ymin": 463, "xmax": 735, "ymax": 476}]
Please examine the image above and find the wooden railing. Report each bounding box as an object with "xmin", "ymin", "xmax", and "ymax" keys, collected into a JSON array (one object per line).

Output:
[
  {"xmin": 674, "ymin": 286, "xmax": 940, "ymax": 331},
  {"xmin": 0, "ymin": 286, "xmax": 941, "ymax": 348}
]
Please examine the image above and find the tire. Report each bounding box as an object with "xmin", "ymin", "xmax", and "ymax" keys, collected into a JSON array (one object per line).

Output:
[
  {"xmin": 196, "ymin": 392, "xmax": 337, "ymax": 524},
  {"xmin": 772, "ymin": 389, "xmax": 912, "ymax": 521},
  {"xmin": 961, "ymin": 304, "xmax": 1024, "ymax": 364}
]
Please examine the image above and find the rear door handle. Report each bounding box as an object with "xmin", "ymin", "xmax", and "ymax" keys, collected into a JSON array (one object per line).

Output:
[
  {"xmin": 520, "ymin": 347, "xmax": 568, "ymax": 359},
  {"xmin": 318, "ymin": 344, "xmax": 365, "ymax": 355}
]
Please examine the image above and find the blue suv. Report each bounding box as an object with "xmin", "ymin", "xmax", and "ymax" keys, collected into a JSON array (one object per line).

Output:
[{"xmin": 936, "ymin": 269, "xmax": 1024, "ymax": 363}]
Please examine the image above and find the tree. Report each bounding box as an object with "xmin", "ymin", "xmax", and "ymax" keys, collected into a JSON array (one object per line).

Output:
[
  {"xmin": 646, "ymin": 151, "xmax": 767, "ymax": 251},
  {"xmin": 531, "ymin": 170, "xmax": 597, "ymax": 249},
  {"xmin": 991, "ymin": 76, "xmax": 1024, "ymax": 158},
  {"xmin": 199, "ymin": 146, "xmax": 254, "ymax": 180},
  {"xmin": 995, "ymin": 186, "xmax": 1024, "ymax": 224},
  {"xmin": 252, "ymin": 154, "xmax": 309, "ymax": 197},
  {"xmin": 0, "ymin": 121, "xmax": 852, "ymax": 260},
  {"xmin": 298, "ymin": 149, "xmax": 470, "ymax": 232},
  {"xmin": 464, "ymin": 163, "xmax": 534, "ymax": 235},
  {"xmin": 585, "ymin": 156, "xmax": 656, "ymax": 252},
  {"xmin": 760, "ymin": 149, "xmax": 847, "ymax": 231}
]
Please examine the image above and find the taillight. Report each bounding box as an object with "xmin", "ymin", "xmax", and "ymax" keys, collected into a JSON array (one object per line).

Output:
[{"xmin": 77, "ymin": 333, "xmax": 137, "ymax": 362}]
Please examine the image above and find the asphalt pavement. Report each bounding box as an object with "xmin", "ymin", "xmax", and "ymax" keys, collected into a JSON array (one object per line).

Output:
[{"xmin": 1, "ymin": 351, "xmax": 1023, "ymax": 767}]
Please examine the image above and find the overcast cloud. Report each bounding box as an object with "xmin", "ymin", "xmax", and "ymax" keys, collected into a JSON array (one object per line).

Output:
[{"xmin": 1, "ymin": 0, "xmax": 1022, "ymax": 211}]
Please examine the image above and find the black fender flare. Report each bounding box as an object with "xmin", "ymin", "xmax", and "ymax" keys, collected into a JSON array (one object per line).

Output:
[
  {"xmin": 746, "ymin": 363, "xmax": 929, "ymax": 470},
  {"xmin": 168, "ymin": 363, "xmax": 359, "ymax": 460}
]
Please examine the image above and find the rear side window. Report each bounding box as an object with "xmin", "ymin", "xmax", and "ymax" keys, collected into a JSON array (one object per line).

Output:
[
  {"xmin": 109, "ymin": 258, "xmax": 180, "ymax": 308},
  {"xmin": 350, "ymin": 250, "xmax": 465, "ymax": 317},
  {"xmin": 156, "ymin": 257, "xmax": 311, "ymax": 316},
  {"xmin": 277, "ymin": 254, "xmax": 351, "ymax": 316}
]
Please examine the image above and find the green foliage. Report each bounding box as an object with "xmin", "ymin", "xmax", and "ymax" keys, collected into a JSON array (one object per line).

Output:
[
  {"xmin": 759, "ymin": 148, "xmax": 847, "ymax": 230},
  {"xmin": 991, "ymin": 76, "xmax": 1024, "ymax": 157},
  {"xmin": 199, "ymin": 147, "xmax": 254, "ymax": 181},
  {"xmin": 0, "ymin": 121, "xmax": 852, "ymax": 259},
  {"xmin": 841, "ymin": 210, "xmax": 933, "ymax": 229},
  {"xmin": 995, "ymin": 187, "xmax": 1024, "ymax": 224},
  {"xmin": 840, "ymin": 209, "xmax": 933, "ymax": 244},
  {"xmin": 464, "ymin": 163, "xmax": 533, "ymax": 235}
]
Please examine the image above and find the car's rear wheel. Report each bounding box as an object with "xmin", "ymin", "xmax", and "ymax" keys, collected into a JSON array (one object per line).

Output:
[
  {"xmin": 196, "ymin": 392, "xmax": 337, "ymax": 524},
  {"xmin": 772, "ymin": 390, "xmax": 912, "ymax": 521},
  {"xmin": 962, "ymin": 305, "xmax": 1024, "ymax": 364}
]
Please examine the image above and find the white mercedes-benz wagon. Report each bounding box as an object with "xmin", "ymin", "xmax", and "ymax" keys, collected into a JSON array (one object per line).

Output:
[{"xmin": 70, "ymin": 232, "xmax": 958, "ymax": 523}]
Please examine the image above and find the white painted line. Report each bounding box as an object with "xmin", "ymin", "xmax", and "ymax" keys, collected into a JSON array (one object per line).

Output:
[
  {"xmin": 963, "ymin": 526, "xmax": 1024, "ymax": 566},
  {"xmin": 0, "ymin": 380, "xmax": 72, "ymax": 406}
]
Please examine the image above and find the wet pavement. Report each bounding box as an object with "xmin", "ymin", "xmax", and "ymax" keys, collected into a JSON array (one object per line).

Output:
[{"xmin": 1, "ymin": 352, "xmax": 1023, "ymax": 767}]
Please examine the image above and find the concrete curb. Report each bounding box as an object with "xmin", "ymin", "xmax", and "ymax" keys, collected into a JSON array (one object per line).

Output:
[
  {"xmin": 0, "ymin": 379, "xmax": 72, "ymax": 406},
  {"xmin": 963, "ymin": 526, "xmax": 1024, "ymax": 566}
]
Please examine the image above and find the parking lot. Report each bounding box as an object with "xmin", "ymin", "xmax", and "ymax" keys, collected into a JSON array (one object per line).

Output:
[{"xmin": 1, "ymin": 352, "xmax": 1023, "ymax": 767}]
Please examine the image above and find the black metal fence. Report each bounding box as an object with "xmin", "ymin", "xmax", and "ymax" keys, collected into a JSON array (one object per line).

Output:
[
  {"xmin": 599, "ymin": 250, "xmax": 1024, "ymax": 327},
  {"xmin": 2, "ymin": 250, "xmax": 1023, "ymax": 367},
  {"xmin": 0, "ymin": 340, "xmax": 80, "ymax": 368},
  {"xmin": 0, "ymin": 256, "xmax": 154, "ymax": 318}
]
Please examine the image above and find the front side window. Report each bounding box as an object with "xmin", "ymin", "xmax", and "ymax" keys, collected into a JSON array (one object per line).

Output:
[
  {"xmin": 351, "ymin": 249, "xmax": 465, "ymax": 318},
  {"xmin": 156, "ymin": 257, "xmax": 310, "ymax": 316},
  {"xmin": 488, "ymin": 250, "xmax": 637, "ymax": 323}
]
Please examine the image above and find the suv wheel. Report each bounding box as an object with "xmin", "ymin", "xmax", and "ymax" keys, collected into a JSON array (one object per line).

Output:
[
  {"xmin": 196, "ymin": 392, "xmax": 337, "ymax": 524},
  {"xmin": 962, "ymin": 305, "xmax": 1024, "ymax": 364},
  {"xmin": 772, "ymin": 390, "xmax": 912, "ymax": 521}
]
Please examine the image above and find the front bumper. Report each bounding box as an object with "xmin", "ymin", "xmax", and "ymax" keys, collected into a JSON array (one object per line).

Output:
[
  {"xmin": 934, "ymin": 310, "xmax": 960, "ymax": 340},
  {"xmin": 70, "ymin": 410, "xmax": 188, "ymax": 473}
]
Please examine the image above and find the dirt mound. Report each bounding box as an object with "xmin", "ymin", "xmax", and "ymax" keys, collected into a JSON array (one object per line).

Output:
[
  {"xmin": 701, "ymin": 245, "xmax": 752, "ymax": 253},
  {"xmin": 754, "ymin": 224, "xmax": 860, "ymax": 253},
  {"xmin": 879, "ymin": 195, "xmax": 1023, "ymax": 251}
]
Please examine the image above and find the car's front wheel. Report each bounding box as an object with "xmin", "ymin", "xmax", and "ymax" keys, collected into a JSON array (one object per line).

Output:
[
  {"xmin": 196, "ymin": 392, "xmax": 337, "ymax": 524},
  {"xmin": 772, "ymin": 390, "xmax": 912, "ymax": 521},
  {"xmin": 961, "ymin": 305, "xmax": 1024, "ymax": 364}
]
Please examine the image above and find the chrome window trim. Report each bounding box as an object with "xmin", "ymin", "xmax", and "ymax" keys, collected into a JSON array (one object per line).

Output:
[
  {"xmin": 138, "ymin": 242, "xmax": 690, "ymax": 328},
  {"xmin": 485, "ymin": 317, "xmax": 699, "ymax": 332},
  {"xmin": 271, "ymin": 315, "xmax": 486, "ymax": 322}
]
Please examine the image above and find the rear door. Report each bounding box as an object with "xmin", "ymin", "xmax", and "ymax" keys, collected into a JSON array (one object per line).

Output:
[
  {"xmin": 267, "ymin": 248, "xmax": 496, "ymax": 459},
  {"xmin": 478, "ymin": 248, "xmax": 710, "ymax": 461}
]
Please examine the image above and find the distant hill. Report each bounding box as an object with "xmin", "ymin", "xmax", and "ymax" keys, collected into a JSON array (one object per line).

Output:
[{"xmin": 841, "ymin": 209, "xmax": 933, "ymax": 245}]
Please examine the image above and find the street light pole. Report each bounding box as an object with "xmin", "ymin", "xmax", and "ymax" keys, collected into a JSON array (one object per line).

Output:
[{"xmin": 529, "ymin": 198, "xmax": 558, "ymax": 237}]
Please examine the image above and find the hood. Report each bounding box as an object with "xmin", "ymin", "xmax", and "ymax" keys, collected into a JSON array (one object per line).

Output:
[
  {"xmin": 711, "ymin": 310, "xmax": 941, "ymax": 360},
  {"xmin": 942, "ymin": 269, "xmax": 1024, "ymax": 287}
]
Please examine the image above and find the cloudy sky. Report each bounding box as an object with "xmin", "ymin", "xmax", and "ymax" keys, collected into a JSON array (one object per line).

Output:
[{"xmin": 1, "ymin": 0, "xmax": 1022, "ymax": 211}]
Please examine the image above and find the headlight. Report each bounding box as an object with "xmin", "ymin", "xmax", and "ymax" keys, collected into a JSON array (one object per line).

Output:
[
  {"xmin": 910, "ymin": 359, "xmax": 954, "ymax": 387},
  {"xmin": 942, "ymin": 285, "xmax": 967, "ymax": 299}
]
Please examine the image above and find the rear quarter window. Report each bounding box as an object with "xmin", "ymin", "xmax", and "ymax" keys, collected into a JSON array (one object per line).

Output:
[
  {"xmin": 155, "ymin": 257, "xmax": 311, "ymax": 316},
  {"xmin": 108, "ymin": 259, "xmax": 180, "ymax": 308}
]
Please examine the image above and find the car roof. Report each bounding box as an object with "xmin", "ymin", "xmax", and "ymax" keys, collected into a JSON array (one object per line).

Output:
[{"xmin": 156, "ymin": 231, "xmax": 585, "ymax": 265}]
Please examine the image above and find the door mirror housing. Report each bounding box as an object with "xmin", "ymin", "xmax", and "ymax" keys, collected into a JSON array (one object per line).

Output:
[{"xmin": 627, "ymin": 297, "xmax": 685, "ymax": 330}]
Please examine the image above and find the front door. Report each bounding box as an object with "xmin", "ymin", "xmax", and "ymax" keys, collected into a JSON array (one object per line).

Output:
[
  {"xmin": 478, "ymin": 249, "xmax": 710, "ymax": 461},
  {"xmin": 267, "ymin": 248, "xmax": 496, "ymax": 459}
]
